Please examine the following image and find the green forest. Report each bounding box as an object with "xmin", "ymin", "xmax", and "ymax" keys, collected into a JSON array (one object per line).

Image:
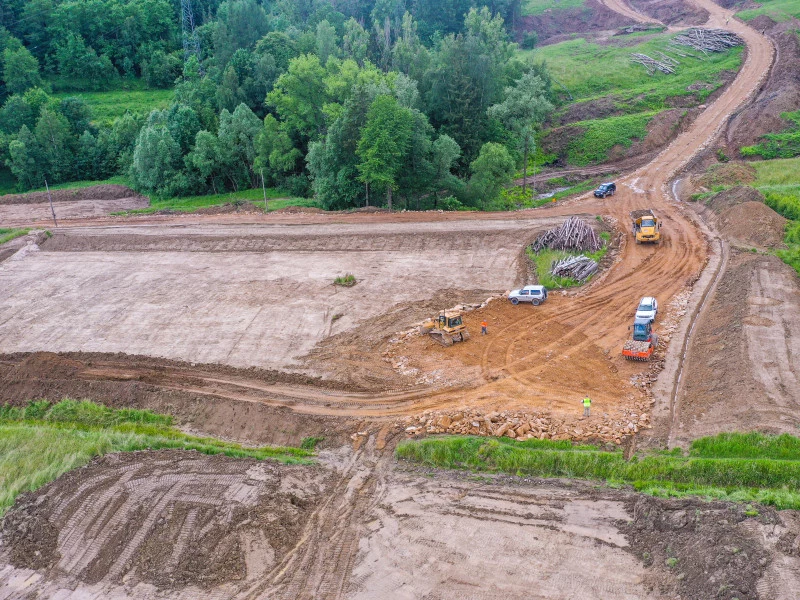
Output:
[{"xmin": 0, "ymin": 0, "xmax": 562, "ymax": 210}]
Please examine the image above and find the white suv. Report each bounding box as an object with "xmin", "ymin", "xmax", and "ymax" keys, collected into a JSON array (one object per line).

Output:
[
  {"xmin": 508, "ymin": 285, "xmax": 548, "ymax": 306},
  {"xmin": 635, "ymin": 296, "xmax": 658, "ymax": 322}
]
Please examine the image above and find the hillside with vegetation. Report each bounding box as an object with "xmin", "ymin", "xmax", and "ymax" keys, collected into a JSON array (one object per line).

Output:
[{"xmin": 0, "ymin": 0, "xmax": 550, "ymax": 211}]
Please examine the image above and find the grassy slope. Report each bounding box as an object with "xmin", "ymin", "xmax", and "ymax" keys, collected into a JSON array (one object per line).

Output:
[
  {"xmin": 0, "ymin": 228, "xmax": 30, "ymax": 245},
  {"xmin": 0, "ymin": 399, "xmax": 313, "ymax": 516},
  {"xmin": 750, "ymin": 157, "xmax": 800, "ymax": 272},
  {"xmin": 530, "ymin": 36, "xmax": 741, "ymax": 108},
  {"xmin": 123, "ymin": 188, "xmax": 318, "ymax": 214},
  {"xmin": 397, "ymin": 433, "xmax": 800, "ymax": 509},
  {"xmin": 527, "ymin": 33, "xmax": 742, "ymax": 166},
  {"xmin": 738, "ymin": 0, "xmax": 800, "ymax": 21},
  {"xmin": 53, "ymin": 84, "xmax": 173, "ymax": 127},
  {"xmin": 523, "ymin": 0, "xmax": 586, "ymax": 16}
]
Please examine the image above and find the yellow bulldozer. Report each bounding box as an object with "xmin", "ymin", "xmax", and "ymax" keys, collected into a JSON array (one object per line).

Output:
[{"xmin": 420, "ymin": 310, "xmax": 470, "ymax": 346}]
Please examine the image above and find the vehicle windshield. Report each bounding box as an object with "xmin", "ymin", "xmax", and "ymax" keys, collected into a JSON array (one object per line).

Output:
[
  {"xmin": 599, "ymin": 185, "xmax": 610, "ymax": 191},
  {"xmin": 448, "ymin": 316, "xmax": 462, "ymax": 327},
  {"xmin": 641, "ymin": 219, "xmax": 655, "ymax": 227},
  {"xmin": 633, "ymin": 323, "xmax": 649, "ymax": 336},
  {"xmin": 638, "ymin": 303, "xmax": 653, "ymax": 311}
]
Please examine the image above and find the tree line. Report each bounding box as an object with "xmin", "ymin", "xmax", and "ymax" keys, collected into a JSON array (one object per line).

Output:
[{"xmin": 0, "ymin": 0, "xmax": 554, "ymax": 210}]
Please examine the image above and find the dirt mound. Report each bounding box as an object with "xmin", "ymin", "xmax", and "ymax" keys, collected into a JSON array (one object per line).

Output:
[
  {"xmin": 696, "ymin": 161, "xmax": 757, "ymax": 188},
  {"xmin": 629, "ymin": 0, "xmax": 709, "ymax": 25},
  {"xmin": 718, "ymin": 201, "xmax": 787, "ymax": 248},
  {"xmin": 1, "ymin": 450, "xmax": 331, "ymax": 590},
  {"xmin": 4, "ymin": 352, "xmax": 84, "ymax": 381},
  {"xmin": 705, "ymin": 185, "xmax": 765, "ymax": 213},
  {"xmin": 0, "ymin": 185, "xmax": 140, "ymax": 205},
  {"xmin": 725, "ymin": 18, "xmax": 800, "ymax": 153},
  {"xmin": 557, "ymin": 96, "xmax": 623, "ymax": 125},
  {"xmin": 519, "ymin": 0, "xmax": 634, "ymax": 44},
  {"xmin": 623, "ymin": 494, "xmax": 774, "ymax": 600}
]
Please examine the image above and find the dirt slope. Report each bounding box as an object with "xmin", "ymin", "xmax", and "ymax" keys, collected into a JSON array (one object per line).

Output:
[
  {"xmin": 4, "ymin": 445, "xmax": 800, "ymax": 600},
  {"xmin": 723, "ymin": 17, "xmax": 800, "ymax": 155}
]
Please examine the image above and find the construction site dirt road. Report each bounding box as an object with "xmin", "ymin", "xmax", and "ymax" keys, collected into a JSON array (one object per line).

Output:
[
  {"xmin": 0, "ymin": 0, "xmax": 776, "ymax": 443},
  {"xmin": 2, "ymin": 1, "xmax": 798, "ymax": 599}
]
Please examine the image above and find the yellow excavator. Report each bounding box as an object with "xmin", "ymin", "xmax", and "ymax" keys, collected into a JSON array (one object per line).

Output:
[{"xmin": 420, "ymin": 310, "xmax": 470, "ymax": 346}]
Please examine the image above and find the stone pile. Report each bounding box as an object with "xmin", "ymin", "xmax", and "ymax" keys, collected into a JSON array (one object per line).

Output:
[{"xmin": 400, "ymin": 404, "xmax": 652, "ymax": 445}]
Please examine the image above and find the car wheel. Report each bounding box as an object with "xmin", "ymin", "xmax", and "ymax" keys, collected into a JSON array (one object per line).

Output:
[
  {"xmin": 532, "ymin": 298, "xmax": 541, "ymax": 306},
  {"xmin": 511, "ymin": 298, "xmax": 519, "ymax": 305},
  {"xmin": 611, "ymin": 189, "xmax": 615, "ymax": 196}
]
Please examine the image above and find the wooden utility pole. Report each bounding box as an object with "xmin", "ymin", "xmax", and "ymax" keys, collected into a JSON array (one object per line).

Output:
[
  {"xmin": 44, "ymin": 179, "xmax": 58, "ymax": 228},
  {"xmin": 261, "ymin": 169, "xmax": 268, "ymax": 212}
]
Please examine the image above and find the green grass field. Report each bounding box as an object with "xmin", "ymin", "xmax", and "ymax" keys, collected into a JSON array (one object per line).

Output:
[
  {"xmin": 566, "ymin": 112, "xmax": 655, "ymax": 165},
  {"xmin": 0, "ymin": 399, "xmax": 314, "ymax": 516},
  {"xmin": 754, "ymin": 156, "xmax": 800, "ymax": 187},
  {"xmin": 0, "ymin": 228, "xmax": 30, "ymax": 245},
  {"xmin": 121, "ymin": 187, "xmax": 318, "ymax": 214},
  {"xmin": 529, "ymin": 35, "xmax": 742, "ymax": 110},
  {"xmin": 527, "ymin": 31, "xmax": 741, "ymax": 167},
  {"xmin": 738, "ymin": 0, "xmax": 800, "ymax": 21},
  {"xmin": 523, "ymin": 0, "xmax": 586, "ymax": 16},
  {"xmin": 396, "ymin": 433, "xmax": 800, "ymax": 509},
  {"xmin": 53, "ymin": 88, "xmax": 174, "ymax": 126}
]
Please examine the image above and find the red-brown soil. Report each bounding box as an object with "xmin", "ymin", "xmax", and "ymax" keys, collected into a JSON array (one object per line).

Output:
[
  {"xmin": 723, "ymin": 16, "xmax": 800, "ymax": 155},
  {"xmin": 629, "ymin": 0, "xmax": 709, "ymax": 25},
  {"xmin": 0, "ymin": 185, "xmax": 139, "ymax": 205},
  {"xmin": 520, "ymin": 0, "xmax": 636, "ymax": 44}
]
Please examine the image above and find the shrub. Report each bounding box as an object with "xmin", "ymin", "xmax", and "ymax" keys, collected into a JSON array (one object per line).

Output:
[{"xmin": 334, "ymin": 273, "xmax": 357, "ymax": 287}]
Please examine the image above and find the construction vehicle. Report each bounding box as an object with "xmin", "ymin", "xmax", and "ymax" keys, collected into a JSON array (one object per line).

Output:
[
  {"xmin": 630, "ymin": 209, "xmax": 661, "ymax": 244},
  {"xmin": 420, "ymin": 310, "xmax": 470, "ymax": 346},
  {"xmin": 622, "ymin": 317, "xmax": 659, "ymax": 361}
]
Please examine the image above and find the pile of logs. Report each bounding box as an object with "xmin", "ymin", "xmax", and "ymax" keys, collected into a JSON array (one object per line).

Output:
[
  {"xmin": 669, "ymin": 28, "xmax": 743, "ymax": 55},
  {"xmin": 631, "ymin": 52, "xmax": 678, "ymax": 75},
  {"xmin": 632, "ymin": 28, "xmax": 743, "ymax": 75},
  {"xmin": 531, "ymin": 216, "xmax": 602, "ymax": 252},
  {"xmin": 550, "ymin": 255, "xmax": 598, "ymax": 282}
]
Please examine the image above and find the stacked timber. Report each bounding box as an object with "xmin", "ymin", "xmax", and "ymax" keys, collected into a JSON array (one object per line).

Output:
[
  {"xmin": 532, "ymin": 217, "xmax": 602, "ymax": 252},
  {"xmin": 550, "ymin": 255, "xmax": 598, "ymax": 281}
]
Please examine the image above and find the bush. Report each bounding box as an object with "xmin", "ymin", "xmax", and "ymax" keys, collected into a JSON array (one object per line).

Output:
[
  {"xmin": 334, "ymin": 273, "xmax": 357, "ymax": 287},
  {"xmin": 141, "ymin": 50, "xmax": 181, "ymax": 89}
]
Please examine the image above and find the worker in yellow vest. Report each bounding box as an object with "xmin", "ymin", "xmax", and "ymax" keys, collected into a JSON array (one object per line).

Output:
[{"xmin": 581, "ymin": 396, "xmax": 591, "ymax": 417}]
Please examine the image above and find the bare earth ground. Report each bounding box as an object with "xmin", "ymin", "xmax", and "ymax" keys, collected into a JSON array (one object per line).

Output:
[
  {"xmin": 0, "ymin": 219, "xmax": 562, "ymax": 376},
  {"xmin": 1, "ymin": 0, "xmax": 799, "ymax": 598},
  {"xmin": 5, "ymin": 443, "xmax": 800, "ymax": 600},
  {"xmin": 0, "ymin": 197, "xmax": 148, "ymax": 224}
]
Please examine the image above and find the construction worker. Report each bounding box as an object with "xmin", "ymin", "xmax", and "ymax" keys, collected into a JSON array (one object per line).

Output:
[
  {"xmin": 581, "ymin": 396, "xmax": 591, "ymax": 417},
  {"xmin": 481, "ymin": 320, "xmax": 488, "ymax": 335}
]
